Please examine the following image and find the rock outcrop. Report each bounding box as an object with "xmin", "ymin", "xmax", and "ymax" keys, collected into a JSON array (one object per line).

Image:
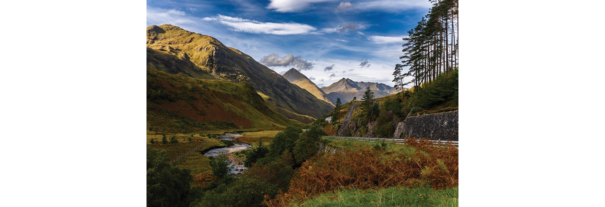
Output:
[
  {"xmin": 336, "ymin": 102, "xmax": 360, "ymax": 135},
  {"xmin": 331, "ymin": 100, "xmax": 458, "ymax": 140}
]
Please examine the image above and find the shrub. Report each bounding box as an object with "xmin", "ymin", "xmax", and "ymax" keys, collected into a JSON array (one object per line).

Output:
[
  {"xmin": 244, "ymin": 160, "xmax": 294, "ymax": 192},
  {"xmin": 193, "ymin": 176, "xmax": 278, "ymax": 207},
  {"xmin": 150, "ymin": 138, "xmax": 155, "ymax": 144},
  {"xmin": 380, "ymin": 122, "xmax": 395, "ymax": 137},
  {"xmin": 268, "ymin": 126, "xmax": 302, "ymax": 158},
  {"xmin": 161, "ymin": 134, "xmax": 168, "ymax": 144},
  {"xmin": 147, "ymin": 148, "xmax": 192, "ymax": 207},
  {"xmin": 210, "ymin": 153, "xmax": 230, "ymax": 179},
  {"xmin": 407, "ymin": 69, "xmax": 458, "ymax": 110},
  {"xmin": 278, "ymin": 150, "xmax": 296, "ymax": 168},
  {"xmin": 368, "ymin": 103, "xmax": 380, "ymax": 120},
  {"xmin": 188, "ymin": 137, "xmax": 192, "ymax": 142},
  {"xmin": 383, "ymin": 96, "xmax": 405, "ymax": 119},
  {"xmin": 245, "ymin": 140, "xmax": 269, "ymax": 167},
  {"xmin": 220, "ymin": 140, "xmax": 234, "ymax": 147},
  {"xmin": 169, "ymin": 135, "xmax": 178, "ymax": 143},
  {"xmin": 373, "ymin": 139, "xmax": 388, "ymax": 151},
  {"xmin": 293, "ymin": 125, "xmax": 327, "ymax": 164},
  {"xmin": 193, "ymin": 172, "xmax": 216, "ymax": 188}
]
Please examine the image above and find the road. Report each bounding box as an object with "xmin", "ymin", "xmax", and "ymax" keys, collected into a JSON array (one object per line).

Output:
[{"xmin": 323, "ymin": 136, "xmax": 458, "ymax": 147}]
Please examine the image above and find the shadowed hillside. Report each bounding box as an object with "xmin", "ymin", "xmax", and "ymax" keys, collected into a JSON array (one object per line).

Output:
[
  {"xmin": 147, "ymin": 24, "xmax": 334, "ymax": 123},
  {"xmin": 147, "ymin": 66, "xmax": 305, "ymax": 133}
]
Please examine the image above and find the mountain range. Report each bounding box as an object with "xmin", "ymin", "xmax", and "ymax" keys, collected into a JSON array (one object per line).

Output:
[
  {"xmin": 280, "ymin": 69, "xmax": 397, "ymax": 106},
  {"xmin": 321, "ymin": 78, "xmax": 397, "ymax": 104},
  {"xmin": 147, "ymin": 24, "xmax": 333, "ymax": 124}
]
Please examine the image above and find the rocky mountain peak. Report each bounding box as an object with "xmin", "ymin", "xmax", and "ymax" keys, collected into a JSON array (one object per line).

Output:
[{"xmin": 282, "ymin": 68, "xmax": 308, "ymax": 82}]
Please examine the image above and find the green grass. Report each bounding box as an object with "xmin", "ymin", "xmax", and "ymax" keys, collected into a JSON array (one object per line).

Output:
[
  {"xmin": 322, "ymin": 137, "xmax": 418, "ymax": 155},
  {"xmin": 146, "ymin": 131, "xmax": 208, "ymax": 144},
  {"xmin": 291, "ymin": 186, "xmax": 458, "ymax": 207},
  {"xmin": 148, "ymin": 142, "xmax": 207, "ymax": 159},
  {"xmin": 176, "ymin": 139, "xmax": 225, "ymax": 177},
  {"xmin": 241, "ymin": 130, "xmax": 283, "ymax": 138}
]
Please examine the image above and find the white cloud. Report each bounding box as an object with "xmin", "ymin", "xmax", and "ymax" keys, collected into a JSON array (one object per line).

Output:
[
  {"xmin": 259, "ymin": 53, "xmax": 315, "ymax": 70},
  {"xmin": 372, "ymin": 45, "xmax": 405, "ymax": 58},
  {"xmin": 147, "ymin": 7, "xmax": 196, "ymax": 25},
  {"xmin": 322, "ymin": 23, "xmax": 368, "ymax": 34},
  {"xmin": 203, "ymin": 15, "xmax": 317, "ymax": 35},
  {"xmin": 334, "ymin": 2, "xmax": 353, "ymax": 13},
  {"xmin": 282, "ymin": 59, "xmax": 398, "ymax": 87},
  {"xmin": 368, "ymin": 35, "xmax": 408, "ymax": 44},
  {"xmin": 167, "ymin": 9, "xmax": 186, "ymax": 15},
  {"xmin": 321, "ymin": 28, "xmax": 339, "ymax": 33},
  {"xmin": 357, "ymin": 0, "xmax": 432, "ymax": 12},
  {"xmin": 267, "ymin": 0, "xmax": 336, "ymax": 12}
]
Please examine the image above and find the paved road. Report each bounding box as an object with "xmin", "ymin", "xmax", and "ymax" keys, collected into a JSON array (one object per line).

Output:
[{"xmin": 323, "ymin": 136, "xmax": 458, "ymax": 147}]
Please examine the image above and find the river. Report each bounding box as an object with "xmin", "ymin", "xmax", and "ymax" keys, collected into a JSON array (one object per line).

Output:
[{"xmin": 203, "ymin": 143, "xmax": 252, "ymax": 174}]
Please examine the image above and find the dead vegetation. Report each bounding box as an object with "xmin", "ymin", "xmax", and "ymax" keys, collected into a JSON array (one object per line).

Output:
[{"xmin": 264, "ymin": 138, "xmax": 458, "ymax": 207}]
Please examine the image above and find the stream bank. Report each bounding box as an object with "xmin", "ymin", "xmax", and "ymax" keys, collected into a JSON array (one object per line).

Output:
[{"xmin": 203, "ymin": 143, "xmax": 252, "ymax": 174}]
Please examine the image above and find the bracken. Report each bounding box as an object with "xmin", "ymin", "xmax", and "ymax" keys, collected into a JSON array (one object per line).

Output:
[{"xmin": 264, "ymin": 138, "xmax": 458, "ymax": 207}]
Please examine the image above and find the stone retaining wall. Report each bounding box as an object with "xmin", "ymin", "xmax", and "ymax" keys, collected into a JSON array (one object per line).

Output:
[{"xmin": 403, "ymin": 110, "xmax": 458, "ymax": 141}]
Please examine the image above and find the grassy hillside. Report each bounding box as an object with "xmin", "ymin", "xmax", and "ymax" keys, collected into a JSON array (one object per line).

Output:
[
  {"xmin": 147, "ymin": 66, "xmax": 305, "ymax": 133},
  {"xmin": 282, "ymin": 68, "xmax": 334, "ymax": 106},
  {"xmin": 315, "ymin": 69, "xmax": 458, "ymax": 137},
  {"xmin": 147, "ymin": 24, "xmax": 334, "ymax": 123}
]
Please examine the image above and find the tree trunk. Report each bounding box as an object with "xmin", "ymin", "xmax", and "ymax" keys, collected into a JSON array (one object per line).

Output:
[
  {"xmin": 445, "ymin": 13, "xmax": 449, "ymax": 74},
  {"xmin": 456, "ymin": 3, "xmax": 459, "ymax": 68},
  {"xmin": 450, "ymin": 8, "xmax": 455, "ymax": 71}
]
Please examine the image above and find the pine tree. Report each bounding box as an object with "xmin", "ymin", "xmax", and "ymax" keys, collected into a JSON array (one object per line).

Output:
[
  {"xmin": 361, "ymin": 87, "xmax": 374, "ymax": 111},
  {"xmin": 331, "ymin": 98, "xmax": 342, "ymax": 122},
  {"xmin": 394, "ymin": 0, "xmax": 458, "ymax": 92}
]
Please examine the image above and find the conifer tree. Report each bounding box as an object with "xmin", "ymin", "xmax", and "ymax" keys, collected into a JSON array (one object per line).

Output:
[
  {"xmin": 394, "ymin": 0, "xmax": 458, "ymax": 91},
  {"xmin": 361, "ymin": 87, "xmax": 374, "ymax": 111},
  {"xmin": 331, "ymin": 98, "xmax": 342, "ymax": 122}
]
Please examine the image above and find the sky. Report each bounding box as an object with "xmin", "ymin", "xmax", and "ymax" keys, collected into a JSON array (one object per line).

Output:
[{"xmin": 147, "ymin": 0, "xmax": 431, "ymax": 87}]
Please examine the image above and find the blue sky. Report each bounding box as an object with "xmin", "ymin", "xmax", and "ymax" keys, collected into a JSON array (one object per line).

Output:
[{"xmin": 147, "ymin": 0, "xmax": 431, "ymax": 87}]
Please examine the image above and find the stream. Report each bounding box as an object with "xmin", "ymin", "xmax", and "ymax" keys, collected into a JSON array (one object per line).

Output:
[{"xmin": 203, "ymin": 143, "xmax": 252, "ymax": 174}]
